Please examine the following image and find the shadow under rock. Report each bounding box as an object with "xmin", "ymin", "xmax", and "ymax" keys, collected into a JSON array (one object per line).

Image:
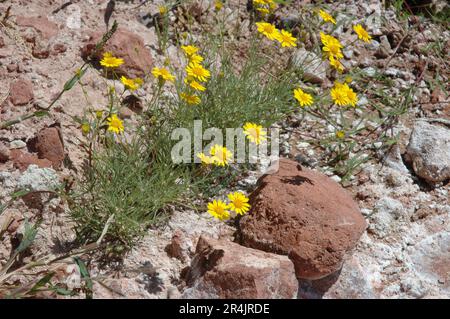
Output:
[{"xmin": 297, "ymin": 269, "xmax": 342, "ymax": 299}]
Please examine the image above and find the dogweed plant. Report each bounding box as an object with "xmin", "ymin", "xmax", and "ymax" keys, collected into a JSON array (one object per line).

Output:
[
  {"xmin": 1, "ymin": 2, "xmax": 415, "ymax": 251},
  {"xmin": 69, "ymin": 1, "xmax": 416, "ymax": 248}
]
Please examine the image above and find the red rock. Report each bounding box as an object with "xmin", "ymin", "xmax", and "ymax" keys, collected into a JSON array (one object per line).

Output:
[
  {"xmin": 81, "ymin": 28, "xmax": 153, "ymax": 78},
  {"xmin": 52, "ymin": 43, "xmax": 67, "ymax": 55},
  {"xmin": 0, "ymin": 36, "xmax": 4, "ymax": 47},
  {"xmin": 32, "ymin": 43, "xmax": 50, "ymax": 59},
  {"xmin": 0, "ymin": 48, "xmax": 13, "ymax": 58},
  {"xmin": 165, "ymin": 229, "xmax": 191, "ymax": 262},
  {"xmin": 35, "ymin": 127, "xmax": 65, "ymax": 169},
  {"xmin": 181, "ymin": 236, "xmax": 298, "ymax": 299},
  {"xmin": 15, "ymin": 16, "xmax": 59, "ymax": 40},
  {"xmin": 10, "ymin": 149, "xmax": 52, "ymax": 171},
  {"xmin": 239, "ymin": 158, "xmax": 367, "ymax": 280},
  {"xmin": 118, "ymin": 107, "xmax": 133, "ymax": 119},
  {"xmin": 9, "ymin": 78, "xmax": 34, "ymax": 106},
  {"xmin": 0, "ymin": 143, "xmax": 10, "ymax": 163},
  {"xmin": 7, "ymin": 63, "xmax": 17, "ymax": 73},
  {"xmin": 7, "ymin": 218, "xmax": 21, "ymax": 234}
]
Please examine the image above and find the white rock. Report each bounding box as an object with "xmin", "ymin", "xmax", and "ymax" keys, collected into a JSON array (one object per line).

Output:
[
  {"xmin": 373, "ymin": 142, "xmax": 383, "ymax": 149},
  {"xmin": 357, "ymin": 96, "xmax": 369, "ymax": 107},
  {"xmin": 369, "ymin": 197, "xmax": 404, "ymax": 238},
  {"xmin": 9, "ymin": 140, "xmax": 27, "ymax": 149},
  {"xmin": 297, "ymin": 142, "xmax": 310, "ymax": 149},
  {"xmin": 385, "ymin": 67, "xmax": 399, "ymax": 77},
  {"xmin": 330, "ymin": 175, "xmax": 342, "ymax": 183},
  {"xmin": 17, "ymin": 165, "xmax": 60, "ymax": 191},
  {"xmin": 65, "ymin": 4, "xmax": 82, "ymax": 29},
  {"xmin": 362, "ymin": 67, "xmax": 376, "ymax": 77}
]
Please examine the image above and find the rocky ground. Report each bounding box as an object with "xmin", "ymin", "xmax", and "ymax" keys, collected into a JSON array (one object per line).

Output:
[{"xmin": 0, "ymin": 0, "xmax": 449, "ymax": 299}]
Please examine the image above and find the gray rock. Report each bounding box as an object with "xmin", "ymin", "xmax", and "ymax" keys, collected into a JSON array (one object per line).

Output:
[
  {"xmin": 290, "ymin": 48, "xmax": 327, "ymax": 84},
  {"xmin": 17, "ymin": 164, "xmax": 60, "ymax": 191},
  {"xmin": 405, "ymin": 121, "xmax": 450, "ymax": 183},
  {"xmin": 367, "ymin": 39, "xmax": 380, "ymax": 51},
  {"xmin": 343, "ymin": 48, "xmax": 354, "ymax": 59}
]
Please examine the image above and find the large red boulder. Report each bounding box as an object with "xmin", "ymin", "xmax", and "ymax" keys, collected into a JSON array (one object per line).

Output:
[
  {"xmin": 181, "ymin": 236, "xmax": 298, "ymax": 299},
  {"xmin": 81, "ymin": 28, "xmax": 153, "ymax": 78},
  {"xmin": 239, "ymin": 158, "xmax": 367, "ymax": 280}
]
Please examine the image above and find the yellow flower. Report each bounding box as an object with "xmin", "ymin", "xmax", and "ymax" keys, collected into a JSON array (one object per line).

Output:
[
  {"xmin": 331, "ymin": 82, "xmax": 357, "ymax": 107},
  {"xmin": 81, "ymin": 122, "xmax": 90, "ymax": 135},
  {"xmin": 268, "ymin": 1, "xmax": 277, "ymax": 11},
  {"xmin": 255, "ymin": 22, "xmax": 280, "ymax": 40},
  {"xmin": 207, "ymin": 199, "xmax": 230, "ymax": 221},
  {"xmin": 197, "ymin": 152, "xmax": 214, "ymax": 164},
  {"xmin": 152, "ymin": 67, "xmax": 175, "ymax": 82},
  {"xmin": 353, "ymin": 24, "xmax": 372, "ymax": 43},
  {"xmin": 189, "ymin": 54, "xmax": 204, "ymax": 64},
  {"xmin": 329, "ymin": 55, "xmax": 344, "ymax": 73},
  {"xmin": 159, "ymin": 5, "xmax": 168, "ymax": 15},
  {"xmin": 227, "ymin": 192, "xmax": 251, "ymax": 215},
  {"xmin": 320, "ymin": 32, "xmax": 332, "ymax": 45},
  {"xmin": 322, "ymin": 34, "xmax": 344, "ymax": 60},
  {"xmin": 345, "ymin": 86, "xmax": 358, "ymax": 107},
  {"xmin": 276, "ymin": 29, "xmax": 297, "ymax": 47},
  {"xmin": 186, "ymin": 62, "xmax": 211, "ymax": 82},
  {"xmin": 256, "ymin": 7, "xmax": 270, "ymax": 15},
  {"xmin": 186, "ymin": 79, "xmax": 206, "ymax": 91},
  {"xmin": 293, "ymin": 88, "xmax": 313, "ymax": 107},
  {"xmin": 331, "ymin": 82, "xmax": 349, "ymax": 106},
  {"xmin": 106, "ymin": 114, "xmax": 124, "ymax": 134},
  {"xmin": 336, "ymin": 130, "xmax": 345, "ymax": 139},
  {"xmin": 181, "ymin": 45, "xmax": 199, "ymax": 57},
  {"xmin": 243, "ymin": 122, "xmax": 267, "ymax": 145},
  {"xmin": 214, "ymin": 0, "xmax": 223, "ymax": 11},
  {"xmin": 180, "ymin": 92, "xmax": 201, "ymax": 105},
  {"xmin": 320, "ymin": 32, "xmax": 342, "ymax": 55},
  {"xmin": 254, "ymin": 0, "xmax": 276, "ymax": 6},
  {"xmin": 99, "ymin": 52, "xmax": 124, "ymax": 68},
  {"xmin": 319, "ymin": 9, "xmax": 336, "ymax": 24},
  {"xmin": 209, "ymin": 144, "xmax": 233, "ymax": 166},
  {"xmin": 120, "ymin": 76, "xmax": 143, "ymax": 91}
]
